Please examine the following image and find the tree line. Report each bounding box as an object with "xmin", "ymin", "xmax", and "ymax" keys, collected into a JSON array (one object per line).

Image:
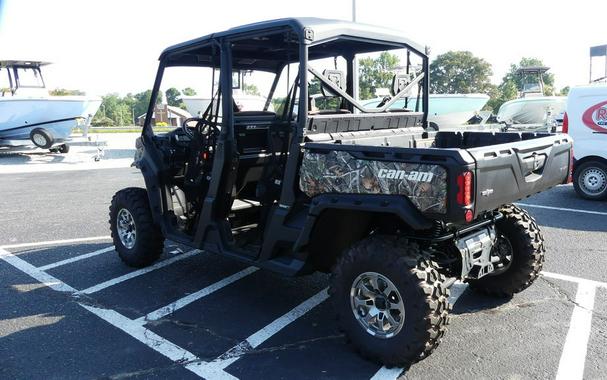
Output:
[
  {"xmin": 55, "ymin": 51, "xmax": 570, "ymax": 126},
  {"xmin": 87, "ymin": 87, "xmax": 197, "ymax": 127}
]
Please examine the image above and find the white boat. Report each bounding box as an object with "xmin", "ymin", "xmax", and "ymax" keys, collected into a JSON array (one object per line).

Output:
[
  {"xmin": 0, "ymin": 60, "xmax": 101, "ymax": 151},
  {"xmin": 363, "ymin": 93, "xmax": 490, "ymax": 128},
  {"xmin": 497, "ymin": 66, "xmax": 566, "ymax": 126},
  {"xmin": 181, "ymin": 92, "xmax": 273, "ymax": 117}
]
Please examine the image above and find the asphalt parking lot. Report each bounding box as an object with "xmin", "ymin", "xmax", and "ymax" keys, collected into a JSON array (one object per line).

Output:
[{"xmin": 1, "ymin": 147, "xmax": 606, "ymax": 380}]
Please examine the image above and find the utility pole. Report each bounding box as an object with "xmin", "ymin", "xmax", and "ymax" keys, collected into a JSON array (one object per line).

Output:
[{"xmin": 352, "ymin": 0, "xmax": 359, "ymax": 102}]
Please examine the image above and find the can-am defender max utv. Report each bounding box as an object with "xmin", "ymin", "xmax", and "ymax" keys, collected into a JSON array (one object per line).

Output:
[{"xmin": 109, "ymin": 18, "xmax": 573, "ymax": 367}]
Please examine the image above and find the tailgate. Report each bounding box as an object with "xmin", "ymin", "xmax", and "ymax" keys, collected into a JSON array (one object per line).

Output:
[{"xmin": 467, "ymin": 134, "xmax": 572, "ymax": 214}]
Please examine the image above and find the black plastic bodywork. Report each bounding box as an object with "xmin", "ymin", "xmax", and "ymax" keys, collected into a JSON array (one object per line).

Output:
[{"xmin": 132, "ymin": 18, "xmax": 572, "ymax": 277}]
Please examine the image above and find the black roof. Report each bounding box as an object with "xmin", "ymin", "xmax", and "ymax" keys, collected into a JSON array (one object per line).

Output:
[
  {"xmin": 516, "ymin": 66, "xmax": 550, "ymax": 75},
  {"xmin": 160, "ymin": 17, "xmax": 425, "ymax": 60}
]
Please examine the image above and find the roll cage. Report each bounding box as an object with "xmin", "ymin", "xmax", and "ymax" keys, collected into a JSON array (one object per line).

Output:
[
  {"xmin": 137, "ymin": 19, "xmax": 430, "ymax": 260},
  {"xmin": 142, "ymin": 19, "xmax": 429, "ymax": 131}
]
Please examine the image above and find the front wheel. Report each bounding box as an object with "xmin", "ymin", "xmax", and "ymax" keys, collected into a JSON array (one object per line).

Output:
[
  {"xmin": 468, "ymin": 204, "xmax": 545, "ymax": 297},
  {"xmin": 30, "ymin": 128, "xmax": 54, "ymax": 149},
  {"xmin": 49, "ymin": 144, "xmax": 70, "ymax": 154},
  {"xmin": 329, "ymin": 236, "xmax": 451, "ymax": 367},
  {"xmin": 573, "ymin": 161, "xmax": 607, "ymax": 200},
  {"xmin": 109, "ymin": 187, "xmax": 164, "ymax": 267}
]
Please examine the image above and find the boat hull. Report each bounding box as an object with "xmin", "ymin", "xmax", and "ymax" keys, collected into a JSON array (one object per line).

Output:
[
  {"xmin": 363, "ymin": 94, "xmax": 490, "ymax": 128},
  {"xmin": 497, "ymin": 96, "xmax": 567, "ymax": 125},
  {"xmin": 0, "ymin": 96, "xmax": 101, "ymax": 145},
  {"xmin": 426, "ymin": 94, "xmax": 489, "ymax": 127}
]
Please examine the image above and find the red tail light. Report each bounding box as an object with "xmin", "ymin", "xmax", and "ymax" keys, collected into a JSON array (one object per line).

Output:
[
  {"xmin": 456, "ymin": 171, "xmax": 473, "ymax": 206},
  {"xmin": 562, "ymin": 112, "xmax": 569, "ymax": 134}
]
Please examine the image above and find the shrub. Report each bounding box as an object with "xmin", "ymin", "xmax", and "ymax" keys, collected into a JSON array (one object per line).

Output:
[
  {"xmin": 91, "ymin": 116, "xmax": 115, "ymax": 127},
  {"xmin": 155, "ymin": 121, "xmax": 169, "ymax": 127}
]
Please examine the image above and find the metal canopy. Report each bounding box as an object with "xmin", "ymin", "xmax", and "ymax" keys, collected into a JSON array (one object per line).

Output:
[
  {"xmin": 160, "ymin": 17, "xmax": 425, "ymax": 71},
  {"xmin": 516, "ymin": 66, "xmax": 550, "ymax": 75},
  {"xmin": 0, "ymin": 60, "xmax": 51, "ymax": 68}
]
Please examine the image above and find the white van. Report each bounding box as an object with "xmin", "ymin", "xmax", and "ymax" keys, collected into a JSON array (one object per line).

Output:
[{"xmin": 564, "ymin": 84, "xmax": 607, "ymax": 199}]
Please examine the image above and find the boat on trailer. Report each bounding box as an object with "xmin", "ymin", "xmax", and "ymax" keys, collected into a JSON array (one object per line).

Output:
[
  {"xmin": 363, "ymin": 93, "xmax": 489, "ymax": 128},
  {"xmin": 496, "ymin": 66, "xmax": 566, "ymax": 127},
  {"xmin": 0, "ymin": 60, "xmax": 101, "ymax": 152}
]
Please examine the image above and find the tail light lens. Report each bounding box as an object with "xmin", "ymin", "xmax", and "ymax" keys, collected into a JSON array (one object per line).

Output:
[
  {"xmin": 456, "ymin": 171, "xmax": 473, "ymax": 206},
  {"xmin": 562, "ymin": 112, "xmax": 569, "ymax": 134}
]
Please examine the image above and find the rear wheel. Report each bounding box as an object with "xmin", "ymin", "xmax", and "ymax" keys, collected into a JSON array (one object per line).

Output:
[
  {"xmin": 573, "ymin": 161, "xmax": 607, "ymax": 200},
  {"xmin": 330, "ymin": 235, "xmax": 451, "ymax": 367},
  {"xmin": 109, "ymin": 187, "xmax": 164, "ymax": 267},
  {"xmin": 49, "ymin": 144, "xmax": 70, "ymax": 154},
  {"xmin": 468, "ymin": 204, "xmax": 545, "ymax": 297}
]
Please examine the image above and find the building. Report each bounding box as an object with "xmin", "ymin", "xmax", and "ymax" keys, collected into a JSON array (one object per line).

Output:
[{"xmin": 137, "ymin": 104, "xmax": 192, "ymax": 127}]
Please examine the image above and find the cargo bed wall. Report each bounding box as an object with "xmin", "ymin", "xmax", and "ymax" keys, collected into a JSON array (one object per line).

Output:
[
  {"xmin": 298, "ymin": 142, "xmax": 476, "ymax": 220},
  {"xmin": 465, "ymin": 134, "xmax": 572, "ymax": 213}
]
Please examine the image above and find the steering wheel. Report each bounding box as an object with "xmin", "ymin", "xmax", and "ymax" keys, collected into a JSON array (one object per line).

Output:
[{"xmin": 182, "ymin": 117, "xmax": 220, "ymax": 137}]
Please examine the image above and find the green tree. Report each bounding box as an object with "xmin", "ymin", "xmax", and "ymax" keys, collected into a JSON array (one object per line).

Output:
[
  {"xmin": 429, "ymin": 51, "xmax": 494, "ymax": 94},
  {"xmin": 94, "ymin": 93, "xmax": 132, "ymax": 126},
  {"xmin": 242, "ymin": 83, "xmax": 260, "ymax": 96},
  {"xmin": 165, "ymin": 87, "xmax": 182, "ymax": 107},
  {"xmin": 486, "ymin": 80, "xmax": 519, "ymax": 113},
  {"xmin": 133, "ymin": 90, "xmax": 162, "ymax": 120},
  {"xmin": 182, "ymin": 87, "xmax": 197, "ymax": 96},
  {"xmin": 49, "ymin": 88, "xmax": 85, "ymax": 96},
  {"xmin": 358, "ymin": 51, "xmax": 401, "ymax": 100},
  {"xmin": 560, "ymin": 86, "xmax": 570, "ymax": 96},
  {"xmin": 91, "ymin": 115, "xmax": 115, "ymax": 127}
]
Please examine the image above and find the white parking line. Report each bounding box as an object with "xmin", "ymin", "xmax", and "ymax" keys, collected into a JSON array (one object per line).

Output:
[
  {"xmin": 38, "ymin": 246, "xmax": 115, "ymax": 271},
  {"xmin": 136, "ymin": 266, "xmax": 259, "ymax": 323},
  {"xmin": 3, "ymin": 234, "xmax": 604, "ymax": 379},
  {"xmin": 516, "ymin": 203, "xmax": 607, "ymax": 216},
  {"xmin": 193, "ymin": 289, "xmax": 329, "ymax": 379},
  {"xmin": 448, "ymin": 281, "xmax": 469, "ymax": 304},
  {"xmin": 542, "ymin": 271, "xmax": 607, "ymax": 289},
  {"xmin": 0, "ymin": 247, "xmax": 211, "ymax": 379},
  {"xmin": 76, "ymin": 250, "xmax": 199, "ymax": 295},
  {"xmin": 370, "ymin": 366, "xmax": 403, "ymax": 380},
  {"xmin": 0, "ymin": 158, "xmax": 134, "ymax": 175},
  {"xmin": 79, "ymin": 304, "xmax": 206, "ymax": 371},
  {"xmin": 0, "ymin": 248, "xmax": 76, "ymax": 293},
  {"xmin": 371, "ymin": 281, "xmax": 470, "ymax": 380},
  {"xmin": 555, "ymin": 282, "xmax": 597, "ymax": 380},
  {"xmin": 0, "ymin": 236, "xmax": 111, "ymax": 250}
]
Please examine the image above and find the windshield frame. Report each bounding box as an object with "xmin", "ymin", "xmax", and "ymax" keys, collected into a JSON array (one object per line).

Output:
[{"xmin": 13, "ymin": 66, "xmax": 46, "ymax": 89}]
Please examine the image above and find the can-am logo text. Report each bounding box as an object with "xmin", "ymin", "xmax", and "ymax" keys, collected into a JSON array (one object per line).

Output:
[
  {"xmin": 582, "ymin": 100, "xmax": 607, "ymax": 132},
  {"xmin": 377, "ymin": 169, "xmax": 434, "ymax": 182}
]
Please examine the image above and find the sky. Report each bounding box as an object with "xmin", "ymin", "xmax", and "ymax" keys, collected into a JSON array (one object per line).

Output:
[{"xmin": 0, "ymin": 0, "xmax": 605, "ymax": 96}]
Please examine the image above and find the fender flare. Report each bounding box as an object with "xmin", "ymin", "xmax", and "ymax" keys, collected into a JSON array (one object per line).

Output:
[{"xmin": 294, "ymin": 193, "xmax": 433, "ymax": 252}]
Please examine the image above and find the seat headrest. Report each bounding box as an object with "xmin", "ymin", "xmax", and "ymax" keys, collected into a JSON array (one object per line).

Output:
[
  {"xmin": 320, "ymin": 69, "xmax": 345, "ymax": 97},
  {"xmin": 391, "ymin": 73, "xmax": 413, "ymax": 96}
]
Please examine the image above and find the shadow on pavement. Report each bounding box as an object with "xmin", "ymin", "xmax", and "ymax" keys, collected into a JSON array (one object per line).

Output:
[{"xmin": 451, "ymin": 290, "xmax": 511, "ymax": 315}]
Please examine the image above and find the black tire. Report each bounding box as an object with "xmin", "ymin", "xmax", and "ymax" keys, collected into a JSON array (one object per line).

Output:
[
  {"xmin": 109, "ymin": 187, "xmax": 164, "ymax": 267},
  {"xmin": 30, "ymin": 128, "xmax": 54, "ymax": 149},
  {"xmin": 329, "ymin": 235, "xmax": 451, "ymax": 367},
  {"xmin": 573, "ymin": 161, "xmax": 607, "ymax": 200},
  {"xmin": 49, "ymin": 144, "xmax": 70, "ymax": 154},
  {"xmin": 468, "ymin": 204, "xmax": 545, "ymax": 297},
  {"xmin": 58, "ymin": 144, "xmax": 70, "ymax": 154}
]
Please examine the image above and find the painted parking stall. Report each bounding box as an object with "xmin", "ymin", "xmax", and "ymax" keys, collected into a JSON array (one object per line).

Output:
[
  {"xmin": 0, "ymin": 164, "xmax": 606, "ymax": 379},
  {"xmin": 1, "ymin": 228, "xmax": 605, "ymax": 379}
]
